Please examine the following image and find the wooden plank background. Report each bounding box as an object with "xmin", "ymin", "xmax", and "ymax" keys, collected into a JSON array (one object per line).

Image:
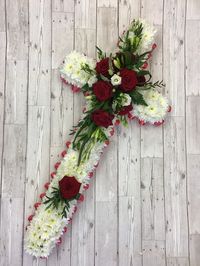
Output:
[{"xmin": 0, "ymin": 0, "xmax": 199, "ymax": 265}]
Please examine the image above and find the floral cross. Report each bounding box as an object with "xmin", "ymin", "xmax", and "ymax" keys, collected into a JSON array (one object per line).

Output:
[{"xmin": 25, "ymin": 19, "xmax": 171, "ymax": 258}]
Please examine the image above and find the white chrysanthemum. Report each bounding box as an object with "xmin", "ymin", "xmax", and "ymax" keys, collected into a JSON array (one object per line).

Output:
[
  {"xmin": 137, "ymin": 19, "xmax": 157, "ymax": 54},
  {"xmin": 60, "ymin": 51, "xmax": 96, "ymax": 88},
  {"xmin": 24, "ymin": 121, "xmax": 109, "ymax": 257},
  {"xmin": 88, "ymin": 75, "xmax": 98, "ymax": 87},
  {"xmin": 133, "ymin": 89, "xmax": 169, "ymax": 124},
  {"xmin": 56, "ymin": 150, "xmax": 87, "ymax": 183},
  {"xmin": 25, "ymin": 204, "xmax": 69, "ymax": 257}
]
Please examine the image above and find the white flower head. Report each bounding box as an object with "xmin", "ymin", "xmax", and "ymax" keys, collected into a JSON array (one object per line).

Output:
[
  {"xmin": 88, "ymin": 76, "xmax": 98, "ymax": 87},
  {"xmin": 119, "ymin": 19, "xmax": 157, "ymax": 55},
  {"xmin": 133, "ymin": 89, "xmax": 169, "ymax": 124},
  {"xmin": 137, "ymin": 19, "xmax": 157, "ymax": 54},
  {"xmin": 122, "ymin": 93, "xmax": 132, "ymax": 106},
  {"xmin": 111, "ymin": 74, "xmax": 122, "ymax": 86},
  {"xmin": 60, "ymin": 51, "xmax": 96, "ymax": 88},
  {"xmin": 112, "ymin": 93, "xmax": 132, "ymax": 111}
]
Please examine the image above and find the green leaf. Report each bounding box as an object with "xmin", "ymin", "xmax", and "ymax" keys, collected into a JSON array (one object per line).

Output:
[
  {"xmin": 96, "ymin": 46, "xmax": 106, "ymax": 59},
  {"xmin": 130, "ymin": 90, "xmax": 148, "ymax": 106}
]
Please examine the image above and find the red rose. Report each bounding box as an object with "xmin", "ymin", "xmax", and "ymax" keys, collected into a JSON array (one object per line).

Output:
[
  {"xmin": 91, "ymin": 109, "xmax": 114, "ymax": 128},
  {"xmin": 118, "ymin": 104, "xmax": 133, "ymax": 115},
  {"xmin": 120, "ymin": 68, "xmax": 137, "ymax": 92},
  {"xmin": 95, "ymin": 58, "xmax": 110, "ymax": 77},
  {"xmin": 137, "ymin": 75, "xmax": 146, "ymax": 85},
  {"xmin": 93, "ymin": 80, "xmax": 113, "ymax": 101},
  {"xmin": 59, "ymin": 176, "xmax": 81, "ymax": 200}
]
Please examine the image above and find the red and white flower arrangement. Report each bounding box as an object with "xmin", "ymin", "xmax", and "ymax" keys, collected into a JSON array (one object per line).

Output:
[{"xmin": 25, "ymin": 19, "xmax": 171, "ymax": 258}]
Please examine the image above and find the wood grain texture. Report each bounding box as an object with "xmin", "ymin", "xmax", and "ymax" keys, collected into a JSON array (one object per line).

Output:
[{"xmin": 0, "ymin": 0, "xmax": 200, "ymax": 265}]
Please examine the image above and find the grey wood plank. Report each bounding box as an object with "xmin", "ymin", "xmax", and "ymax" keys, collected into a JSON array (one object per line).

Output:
[
  {"xmin": 142, "ymin": 240, "xmax": 166, "ymax": 266},
  {"xmin": 25, "ymin": 106, "xmax": 50, "ymax": 196},
  {"xmin": 167, "ymin": 257, "xmax": 189, "ymax": 266},
  {"xmin": 0, "ymin": 31, "xmax": 6, "ymax": 198},
  {"xmin": 6, "ymin": 0, "xmax": 28, "ymax": 61},
  {"xmin": 119, "ymin": 196, "xmax": 142, "ymax": 266},
  {"xmin": 51, "ymin": 71, "xmax": 74, "ymax": 147},
  {"xmin": 96, "ymin": 6, "xmax": 118, "ymax": 54},
  {"xmin": 75, "ymin": 29, "xmax": 96, "ymax": 56},
  {"xmin": 97, "ymin": 0, "xmax": 118, "ymax": 8},
  {"xmin": 71, "ymin": 181, "xmax": 95, "ymax": 266},
  {"xmin": 95, "ymin": 201, "xmax": 118, "ymax": 266},
  {"xmin": 0, "ymin": 0, "xmax": 5, "ymax": 32},
  {"xmin": 186, "ymin": 96, "xmax": 200, "ymax": 154},
  {"xmin": 189, "ymin": 234, "xmax": 200, "ymax": 266},
  {"xmin": 28, "ymin": 0, "xmax": 51, "ymax": 106},
  {"xmin": 118, "ymin": 123, "xmax": 141, "ymax": 197},
  {"xmin": 75, "ymin": 0, "xmax": 96, "ymax": 29},
  {"xmin": 52, "ymin": 0, "xmax": 74, "ymax": 13},
  {"xmin": 141, "ymin": 158, "xmax": 165, "ymax": 241},
  {"xmin": 52, "ymin": 12, "xmax": 74, "ymax": 70},
  {"xmin": 119, "ymin": 0, "xmax": 140, "ymax": 32},
  {"xmin": 187, "ymin": 0, "xmax": 200, "ymax": 20},
  {"xmin": 187, "ymin": 155, "xmax": 200, "ymax": 235},
  {"xmin": 163, "ymin": 0, "xmax": 186, "ymax": 117},
  {"xmin": 141, "ymin": 0, "xmax": 163, "ymax": 25},
  {"xmin": 0, "ymin": 198, "xmax": 24, "ymax": 266},
  {"xmin": 95, "ymin": 146, "xmax": 118, "ymax": 202},
  {"xmin": 51, "ymin": 69, "xmax": 66, "ymax": 147},
  {"xmin": 164, "ymin": 117, "xmax": 188, "ymax": 257},
  {"xmin": 51, "ymin": 12, "xmax": 74, "ymax": 146},
  {"xmin": 186, "ymin": 20, "xmax": 200, "ymax": 96},
  {"xmin": 2, "ymin": 124, "xmax": 26, "ymax": 198},
  {"xmin": 5, "ymin": 60, "xmax": 28, "ymax": 124},
  {"xmin": 2, "ymin": 1, "xmax": 29, "ymax": 266}
]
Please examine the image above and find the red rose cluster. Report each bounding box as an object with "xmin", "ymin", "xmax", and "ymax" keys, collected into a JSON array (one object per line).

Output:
[{"xmin": 91, "ymin": 57, "xmax": 142, "ymax": 128}]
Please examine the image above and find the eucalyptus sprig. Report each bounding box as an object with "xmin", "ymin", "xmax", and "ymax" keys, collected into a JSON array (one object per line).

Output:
[{"xmin": 136, "ymin": 80, "xmax": 165, "ymax": 91}]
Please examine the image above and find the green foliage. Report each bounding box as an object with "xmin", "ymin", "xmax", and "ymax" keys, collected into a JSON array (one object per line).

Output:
[
  {"xmin": 43, "ymin": 187, "xmax": 81, "ymax": 218},
  {"xmin": 118, "ymin": 19, "xmax": 144, "ymax": 53},
  {"xmin": 130, "ymin": 90, "xmax": 148, "ymax": 106},
  {"xmin": 72, "ymin": 113, "xmax": 108, "ymax": 166},
  {"xmin": 136, "ymin": 80, "xmax": 165, "ymax": 91},
  {"xmin": 81, "ymin": 63, "xmax": 95, "ymax": 75},
  {"xmin": 96, "ymin": 46, "xmax": 106, "ymax": 60}
]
